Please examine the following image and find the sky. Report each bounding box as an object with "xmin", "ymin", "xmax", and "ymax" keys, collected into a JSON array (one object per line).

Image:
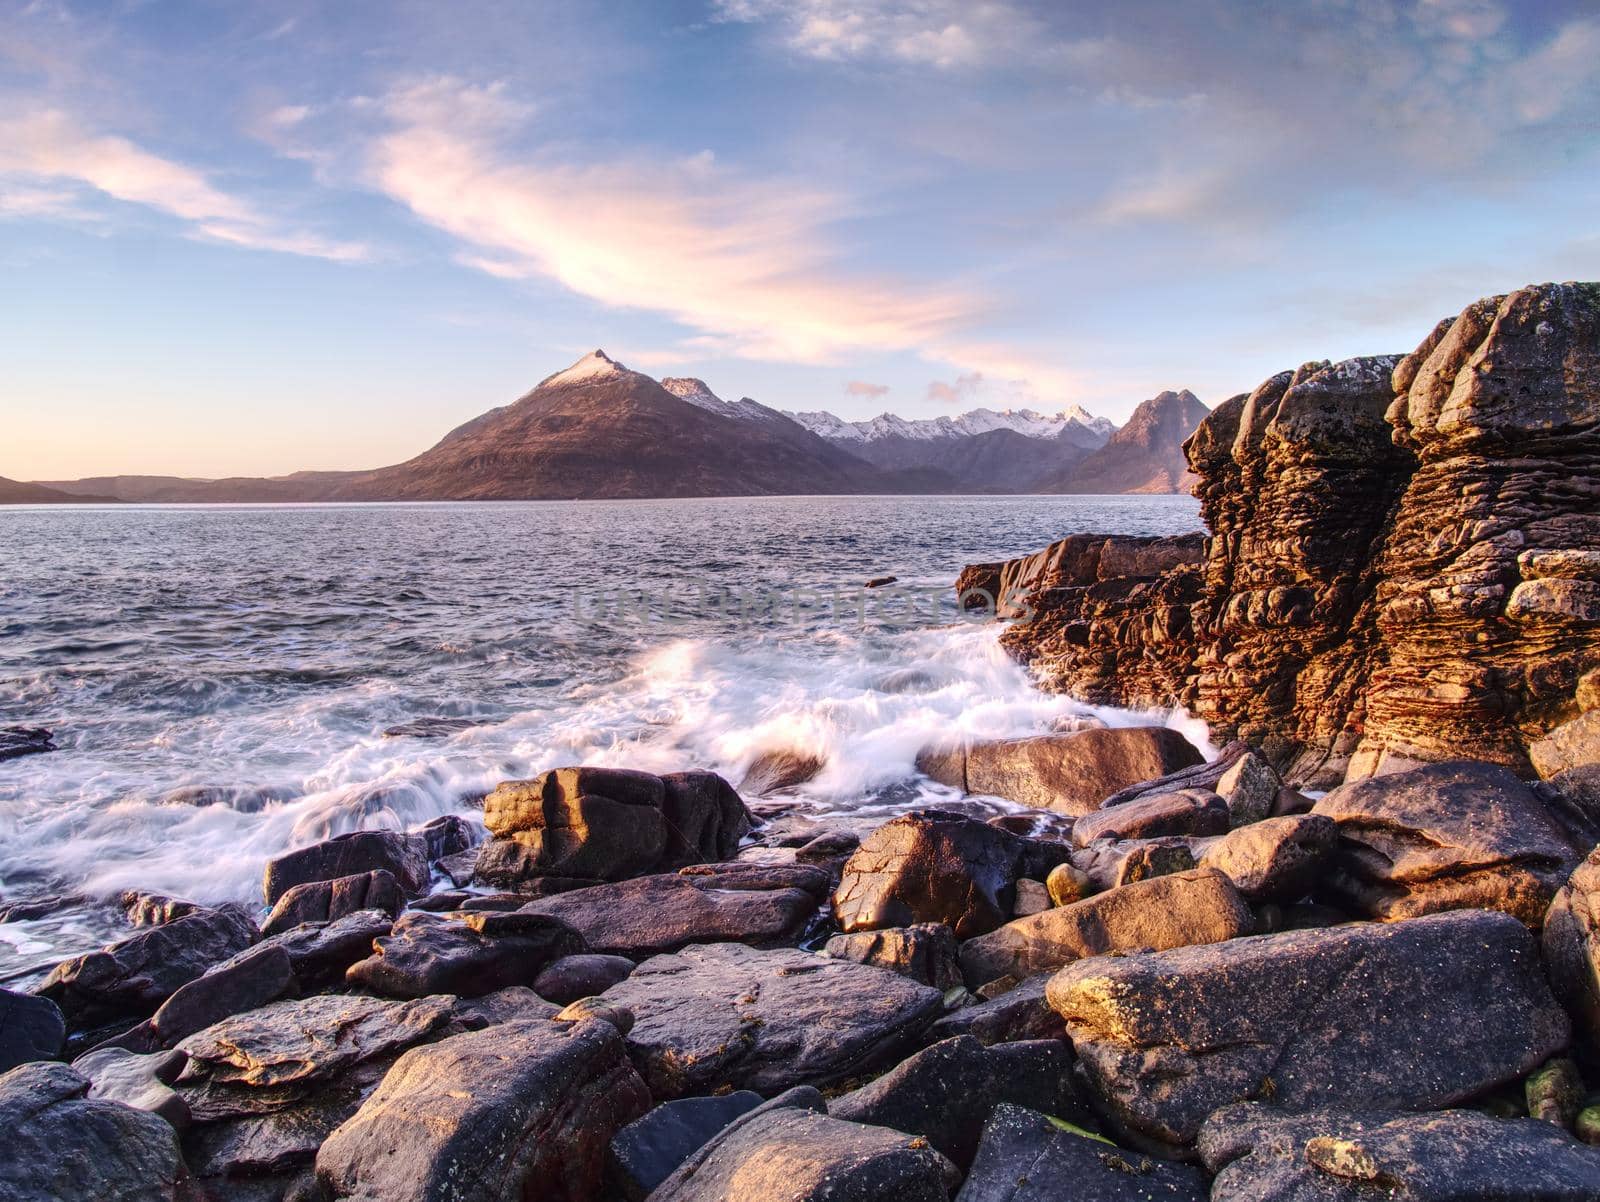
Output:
[{"xmin": 2, "ymin": 0, "xmax": 1598, "ymax": 479}]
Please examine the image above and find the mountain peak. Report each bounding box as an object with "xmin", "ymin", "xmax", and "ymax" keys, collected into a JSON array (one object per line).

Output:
[
  {"xmin": 660, "ymin": 377, "xmax": 723, "ymax": 409},
  {"xmin": 538, "ymin": 349, "xmax": 627, "ymax": 390}
]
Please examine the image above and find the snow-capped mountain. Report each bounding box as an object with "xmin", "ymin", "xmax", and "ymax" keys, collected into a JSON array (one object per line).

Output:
[
  {"xmin": 788, "ymin": 405, "xmax": 1115, "ymax": 448},
  {"xmin": 660, "ymin": 377, "xmax": 789, "ymax": 425}
]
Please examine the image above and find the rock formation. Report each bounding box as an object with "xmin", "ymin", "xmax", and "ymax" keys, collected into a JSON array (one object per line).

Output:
[{"xmin": 990, "ymin": 282, "xmax": 1600, "ymax": 784}]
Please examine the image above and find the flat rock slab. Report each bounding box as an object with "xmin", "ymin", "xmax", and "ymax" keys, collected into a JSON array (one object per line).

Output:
[
  {"xmin": 344, "ymin": 910, "xmax": 585, "ymax": 998},
  {"xmin": 1312, "ymin": 760, "xmax": 1581, "ymax": 926},
  {"xmin": 600, "ymin": 942, "xmax": 945, "ymax": 1099},
  {"xmin": 1070, "ymin": 789, "xmax": 1228, "ymax": 847},
  {"xmin": 647, "ymin": 1106, "xmax": 958, "ymax": 1202},
  {"xmin": 965, "ymin": 727, "xmax": 1204, "ymax": 816},
  {"xmin": 958, "ymin": 1103, "xmax": 1208, "ymax": 1201},
  {"xmin": 0, "ymin": 1061, "xmax": 187, "ymax": 1202},
  {"xmin": 925, "ymin": 973, "xmax": 1065, "ymax": 1047},
  {"xmin": 518, "ymin": 863, "xmax": 827, "ymax": 959},
  {"xmin": 1047, "ymin": 909, "xmax": 1570, "ymax": 1148},
  {"xmin": 315, "ymin": 1017, "xmax": 650, "ymax": 1202},
  {"xmin": 959, "ymin": 868, "xmax": 1253, "ymax": 988},
  {"xmin": 1198, "ymin": 1103, "xmax": 1600, "ymax": 1200}
]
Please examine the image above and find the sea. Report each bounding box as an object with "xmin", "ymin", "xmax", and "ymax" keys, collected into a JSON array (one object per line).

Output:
[{"xmin": 0, "ymin": 494, "xmax": 1204, "ymax": 983}]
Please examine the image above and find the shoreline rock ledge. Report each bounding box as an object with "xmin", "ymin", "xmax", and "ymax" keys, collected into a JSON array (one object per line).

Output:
[{"xmin": 968, "ymin": 280, "xmax": 1600, "ymax": 787}]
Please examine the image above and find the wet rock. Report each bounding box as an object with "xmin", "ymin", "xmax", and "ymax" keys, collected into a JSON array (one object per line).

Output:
[
  {"xmin": 824, "ymin": 923, "xmax": 964, "ymax": 990},
  {"xmin": 121, "ymin": 892, "xmax": 202, "ymax": 927},
  {"xmin": 1313, "ymin": 760, "xmax": 1583, "ymax": 926},
  {"xmin": 600, "ymin": 942, "xmax": 945, "ymax": 1099},
  {"xmin": 1070, "ymin": 789, "xmax": 1228, "ymax": 847},
  {"xmin": 647, "ymin": 1105, "xmax": 958, "ymax": 1202},
  {"xmin": 1049, "ymin": 909, "xmax": 1571, "ymax": 1149},
  {"xmin": 1198, "ymin": 1102, "xmax": 1600, "ymax": 1200},
  {"xmin": 417, "ymin": 813, "xmax": 477, "ymax": 860},
  {"xmin": 147, "ymin": 943, "xmax": 295, "ymax": 1047},
  {"xmin": 925, "ymin": 973, "xmax": 1066, "ymax": 1046},
  {"xmin": 245, "ymin": 908, "xmax": 393, "ymax": 990},
  {"xmin": 830, "ymin": 1035, "xmax": 1086, "ymax": 1169},
  {"xmin": 344, "ymin": 910, "xmax": 585, "ymax": 999},
  {"xmin": 606, "ymin": 1091, "xmax": 765, "ymax": 1201},
  {"xmin": 0, "ymin": 986, "xmax": 65, "ymax": 1072},
  {"xmin": 262, "ymin": 869, "xmax": 404, "ymax": 937},
  {"xmin": 315, "ymin": 1017, "xmax": 650, "ymax": 1202},
  {"xmin": 1194, "ymin": 813, "xmax": 1337, "ymax": 902},
  {"xmin": 476, "ymin": 766, "xmax": 751, "ymax": 887},
  {"xmin": 1544, "ymin": 845, "xmax": 1600, "ymax": 1044},
  {"xmin": 832, "ymin": 810, "xmax": 1072, "ymax": 940},
  {"xmin": 37, "ymin": 902, "xmax": 259, "ymax": 1027},
  {"xmin": 72, "ymin": 1046, "xmax": 191, "ymax": 1129},
  {"xmin": 0, "ymin": 724, "xmax": 55, "ymax": 761},
  {"xmin": 964, "ymin": 727, "xmax": 1204, "ymax": 815},
  {"xmin": 1534, "ymin": 711, "xmax": 1600, "ymax": 780},
  {"xmin": 517, "ymin": 863, "xmax": 827, "ymax": 959},
  {"xmin": 533, "ymin": 952, "xmax": 636, "ymax": 1004},
  {"xmin": 262, "ymin": 830, "xmax": 429, "ymax": 906},
  {"xmin": 959, "ymin": 1103, "xmax": 1208, "ymax": 1202},
  {"xmin": 157, "ymin": 784, "xmax": 288, "ymax": 812},
  {"xmin": 959, "ymin": 868, "xmax": 1252, "ymax": 988},
  {"xmin": 381, "ymin": 716, "xmax": 483, "ymax": 739},
  {"xmin": 739, "ymin": 749, "xmax": 824, "ymax": 796},
  {"xmin": 0, "ymin": 1061, "xmax": 188, "ymax": 1202}
]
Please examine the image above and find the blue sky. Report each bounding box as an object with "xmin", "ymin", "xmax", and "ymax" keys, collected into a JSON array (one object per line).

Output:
[{"xmin": 2, "ymin": 0, "xmax": 1597, "ymax": 478}]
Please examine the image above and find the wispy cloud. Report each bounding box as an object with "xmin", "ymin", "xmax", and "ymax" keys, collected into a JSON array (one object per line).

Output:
[
  {"xmin": 844, "ymin": 379, "xmax": 889, "ymax": 397},
  {"xmin": 926, "ymin": 370, "xmax": 983, "ymax": 404},
  {"xmin": 366, "ymin": 76, "xmax": 979, "ymax": 363},
  {"xmin": 0, "ymin": 107, "xmax": 370, "ymax": 262}
]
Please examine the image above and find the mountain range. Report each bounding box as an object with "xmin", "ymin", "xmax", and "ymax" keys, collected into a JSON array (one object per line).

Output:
[{"xmin": 17, "ymin": 351, "xmax": 1209, "ymax": 502}]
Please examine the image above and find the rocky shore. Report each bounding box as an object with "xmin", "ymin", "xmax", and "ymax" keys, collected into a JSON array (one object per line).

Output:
[{"xmin": 6, "ymin": 715, "xmax": 1600, "ymax": 1199}]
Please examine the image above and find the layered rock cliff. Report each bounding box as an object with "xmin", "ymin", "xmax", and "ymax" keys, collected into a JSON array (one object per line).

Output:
[{"xmin": 991, "ymin": 282, "xmax": 1600, "ymax": 785}]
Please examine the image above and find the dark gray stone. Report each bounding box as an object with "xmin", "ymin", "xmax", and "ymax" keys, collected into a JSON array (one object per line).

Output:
[
  {"xmin": 344, "ymin": 910, "xmax": 585, "ymax": 999},
  {"xmin": 606, "ymin": 1091, "xmax": 764, "ymax": 1201},
  {"xmin": 823, "ymin": 923, "xmax": 963, "ymax": 990},
  {"xmin": 148, "ymin": 944, "xmax": 295, "ymax": 1046},
  {"xmin": 0, "ymin": 986, "xmax": 65, "ymax": 1072},
  {"xmin": 533, "ymin": 953, "xmax": 636, "ymax": 1004},
  {"xmin": 71, "ymin": 1046, "xmax": 192, "ymax": 1130},
  {"xmin": 925, "ymin": 974, "xmax": 1066, "ymax": 1047},
  {"xmin": 262, "ymin": 830, "xmax": 429, "ymax": 906},
  {"xmin": 260, "ymin": 869, "xmax": 403, "ymax": 936}
]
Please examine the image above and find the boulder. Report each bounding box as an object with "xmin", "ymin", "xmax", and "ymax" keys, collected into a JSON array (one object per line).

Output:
[
  {"xmin": 344, "ymin": 910, "xmax": 585, "ymax": 999},
  {"xmin": 0, "ymin": 724, "xmax": 54, "ymax": 761},
  {"xmin": 964, "ymin": 727, "xmax": 1204, "ymax": 815},
  {"xmin": 1095, "ymin": 739, "xmax": 1256, "ymax": 808},
  {"xmin": 315, "ymin": 1017, "xmax": 650, "ymax": 1202},
  {"xmin": 534, "ymin": 953, "xmax": 637, "ymax": 1004},
  {"xmin": 259, "ymin": 869, "xmax": 403, "ymax": 936},
  {"xmin": 71, "ymin": 1046, "xmax": 191, "ymax": 1130},
  {"xmin": 1534, "ymin": 711, "xmax": 1600, "ymax": 779},
  {"xmin": 1198, "ymin": 1103, "xmax": 1600, "ymax": 1200},
  {"xmin": 1544, "ymin": 846, "xmax": 1600, "ymax": 1043},
  {"xmin": 958, "ymin": 1103, "xmax": 1208, "ymax": 1201},
  {"xmin": 925, "ymin": 973, "xmax": 1066, "ymax": 1046},
  {"xmin": 517, "ymin": 863, "xmax": 827, "ymax": 959},
  {"xmin": 121, "ymin": 892, "xmax": 202, "ymax": 927},
  {"xmin": 958, "ymin": 868, "xmax": 1253, "ymax": 988},
  {"xmin": 146, "ymin": 943, "xmax": 295, "ymax": 1047},
  {"xmin": 0, "ymin": 986, "xmax": 65, "ymax": 1072},
  {"xmin": 606, "ymin": 1091, "xmax": 765, "ymax": 1201},
  {"xmin": 646, "ymin": 1105, "xmax": 958, "ymax": 1201},
  {"xmin": 1195, "ymin": 813, "xmax": 1337, "ymax": 902},
  {"xmin": 262, "ymin": 830, "xmax": 429, "ymax": 905},
  {"xmin": 823, "ymin": 923, "xmax": 963, "ymax": 990},
  {"xmin": 1048, "ymin": 909, "xmax": 1571, "ymax": 1148},
  {"xmin": 829, "ymin": 1035, "xmax": 1085, "ymax": 1169},
  {"xmin": 1069, "ymin": 789, "xmax": 1229, "ymax": 847},
  {"xmin": 1069, "ymin": 838, "xmax": 1194, "ymax": 891},
  {"xmin": 600, "ymin": 942, "xmax": 944, "ymax": 1099},
  {"xmin": 1312, "ymin": 761, "xmax": 1583, "ymax": 926},
  {"xmin": 243, "ymin": 908, "xmax": 393, "ymax": 990},
  {"xmin": 739, "ymin": 749, "xmax": 824, "ymax": 796},
  {"xmin": 37, "ymin": 902, "xmax": 259, "ymax": 1027},
  {"xmin": 832, "ymin": 810, "xmax": 1071, "ymax": 940},
  {"xmin": 0, "ymin": 1061, "xmax": 188, "ymax": 1202},
  {"xmin": 1213, "ymin": 749, "xmax": 1282, "ymax": 826},
  {"xmin": 476, "ymin": 767, "xmax": 751, "ymax": 888}
]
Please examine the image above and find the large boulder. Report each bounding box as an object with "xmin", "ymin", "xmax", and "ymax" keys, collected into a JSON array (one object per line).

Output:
[
  {"xmin": 958, "ymin": 868, "xmax": 1253, "ymax": 988},
  {"xmin": 344, "ymin": 910, "xmax": 585, "ymax": 999},
  {"xmin": 240, "ymin": 908, "xmax": 394, "ymax": 990},
  {"xmin": 0, "ymin": 987, "xmax": 65, "ymax": 1072},
  {"xmin": 0, "ymin": 1061, "xmax": 189, "ymax": 1202},
  {"xmin": 1048, "ymin": 909, "xmax": 1571, "ymax": 1149},
  {"xmin": 1533, "ymin": 710, "xmax": 1600, "ymax": 779},
  {"xmin": 36, "ymin": 902, "xmax": 259, "ymax": 1027},
  {"xmin": 647, "ymin": 1104, "xmax": 958, "ymax": 1201},
  {"xmin": 475, "ymin": 767, "xmax": 751, "ymax": 888},
  {"xmin": 534, "ymin": 953, "xmax": 636, "ymax": 1005},
  {"xmin": 823, "ymin": 923, "xmax": 963, "ymax": 990},
  {"xmin": 1195, "ymin": 813, "xmax": 1338, "ymax": 903},
  {"xmin": 1544, "ymin": 845, "xmax": 1600, "ymax": 1044},
  {"xmin": 600, "ymin": 942, "xmax": 944, "ymax": 1099},
  {"xmin": 959, "ymin": 1103, "xmax": 1209, "ymax": 1202},
  {"xmin": 605, "ymin": 1091, "xmax": 765, "ymax": 1201},
  {"xmin": 1069, "ymin": 789, "xmax": 1229, "ymax": 847},
  {"xmin": 1198, "ymin": 1103, "xmax": 1600, "ymax": 1200},
  {"xmin": 832, "ymin": 810, "xmax": 1071, "ymax": 940},
  {"xmin": 315, "ymin": 1017, "xmax": 650, "ymax": 1202},
  {"xmin": 1312, "ymin": 761, "xmax": 1583, "ymax": 926},
  {"xmin": 70, "ymin": 1046, "xmax": 191, "ymax": 1130},
  {"xmin": 262, "ymin": 830, "xmax": 429, "ymax": 905},
  {"xmin": 260, "ymin": 868, "xmax": 403, "ymax": 936},
  {"xmin": 517, "ymin": 863, "xmax": 827, "ymax": 958},
  {"xmin": 829, "ymin": 1035, "xmax": 1085, "ymax": 1169},
  {"xmin": 963, "ymin": 727, "xmax": 1204, "ymax": 815},
  {"xmin": 146, "ymin": 943, "xmax": 295, "ymax": 1047}
]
